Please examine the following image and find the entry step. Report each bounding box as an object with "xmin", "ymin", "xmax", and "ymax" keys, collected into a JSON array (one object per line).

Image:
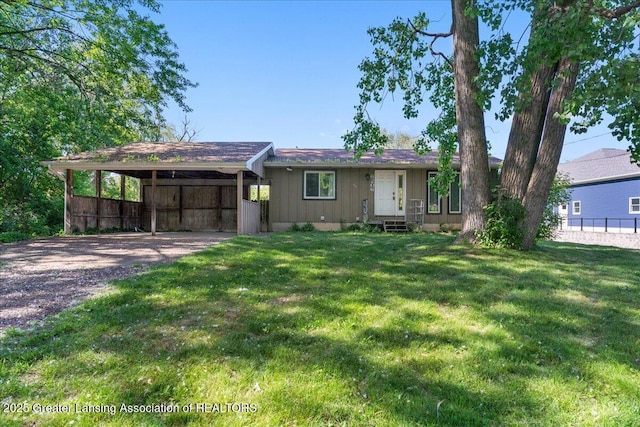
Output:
[{"xmin": 383, "ymin": 220, "xmax": 408, "ymax": 232}]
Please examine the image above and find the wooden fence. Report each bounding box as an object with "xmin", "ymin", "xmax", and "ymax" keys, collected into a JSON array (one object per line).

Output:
[
  {"xmin": 70, "ymin": 195, "xmax": 142, "ymax": 232},
  {"xmin": 241, "ymin": 200, "xmax": 260, "ymax": 234}
]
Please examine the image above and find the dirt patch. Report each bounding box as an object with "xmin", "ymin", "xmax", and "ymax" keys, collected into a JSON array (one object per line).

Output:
[{"xmin": 0, "ymin": 232, "xmax": 234, "ymax": 335}]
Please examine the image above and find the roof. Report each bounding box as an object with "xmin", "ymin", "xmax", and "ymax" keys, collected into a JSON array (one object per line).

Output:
[
  {"xmin": 557, "ymin": 148, "xmax": 640, "ymax": 185},
  {"xmin": 43, "ymin": 141, "xmax": 274, "ymax": 179},
  {"xmin": 266, "ymin": 148, "xmax": 502, "ymax": 168},
  {"xmin": 43, "ymin": 143, "xmax": 504, "ymax": 180}
]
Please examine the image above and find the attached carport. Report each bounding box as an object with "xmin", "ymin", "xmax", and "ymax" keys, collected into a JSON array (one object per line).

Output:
[{"xmin": 42, "ymin": 141, "xmax": 274, "ymax": 235}]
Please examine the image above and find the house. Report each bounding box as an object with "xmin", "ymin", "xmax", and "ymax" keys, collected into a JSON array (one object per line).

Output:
[
  {"xmin": 263, "ymin": 148, "xmax": 502, "ymax": 231},
  {"xmin": 43, "ymin": 142, "xmax": 502, "ymax": 234},
  {"xmin": 556, "ymin": 148, "xmax": 640, "ymax": 232}
]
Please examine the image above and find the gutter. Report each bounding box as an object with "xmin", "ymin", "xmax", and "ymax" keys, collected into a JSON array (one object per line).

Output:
[{"xmin": 567, "ymin": 172, "xmax": 640, "ymax": 186}]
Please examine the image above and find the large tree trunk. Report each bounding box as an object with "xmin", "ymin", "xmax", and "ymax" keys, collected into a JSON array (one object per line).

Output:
[
  {"xmin": 451, "ymin": 0, "xmax": 490, "ymax": 243},
  {"xmin": 499, "ymin": 64, "xmax": 556, "ymax": 200},
  {"xmin": 499, "ymin": 2, "xmax": 562, "ymax": 201},
  {"xmin": 521, "ymin": 58, "xmax": 580, "ymax": 250}
]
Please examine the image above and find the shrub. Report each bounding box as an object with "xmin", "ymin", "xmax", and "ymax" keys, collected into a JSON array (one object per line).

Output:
[
  {"xmin": 477, "ymin": 192, "xmax": 526, "ymax": 249},
  {"xmin": 300, "ymin": 222, "xmax": 316, "ymax": 232},
  {"xmin": 288, "ymin": 223, "xmax": 301, "ymax": 232},
  {"xmin": 288, "ymin": 222, "xmax": 316, "ymax": 232},
  {"xmin": 0, "ymin": 231, "xmax": 31, "ymax": 243},
  {"xmin": 537, "ymin": 173, "xmax": 572, "ymax": 240}
]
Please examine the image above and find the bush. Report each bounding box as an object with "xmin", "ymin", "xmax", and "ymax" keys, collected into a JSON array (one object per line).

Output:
[
  {"xmin": 344, "ymin": 223, "xmax": 368, "ymax": 232},
  {"xmin": 537, "ymin": 174, "xmax": 572, "ymax": 240},
  {"xmin": 300, "ymin": 222, "xmax": 316, "ymax": 232},
  {"xmin": 288, "ymin": 222, "xmax": 316, "ymax": 232},
  {"xmin": 0, "ymin": 231, "xmax": 31, "ymax": 243},
  {"xmin": 477, "ymin": 193, "xmax": 526, "ymax": 249},
  {"xmin": 0, "ymin": 197, "xmax": 63, "ymax": 237}
]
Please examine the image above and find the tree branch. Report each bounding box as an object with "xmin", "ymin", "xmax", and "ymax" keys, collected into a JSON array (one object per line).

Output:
[
  {"xmin": 550, "ymin": 0, "xmax": 640, "ymax": 19},
  {"xmin": 595, "ymin": 0, "xmax": 640, "ymax": 19},
  {"xmin": 407, "ymin": 18, "xmax": 454, "ymax": 68}
]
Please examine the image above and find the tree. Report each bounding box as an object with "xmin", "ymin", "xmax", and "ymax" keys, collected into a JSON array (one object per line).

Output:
[
  {"xmin": 493, "ymin": 0, "xmax": 640, "ymax": 249},
  {"xmin": 450, "ymin": 0, "xmax": 491, "ymax": 242},
  {"xmin": 379, "ymin": 129, "xmax": 416, "ymax": 149},
  {"xmin": 158, "ymin": 115, "xmax": 202, "ymax": 142},
  {"xmin": 343, "ymin": 0, "xmax": 640, "ymax": 249},
  {"xmin": 0, "ymin": 0, "xmax": 196, "ymax": 235}
]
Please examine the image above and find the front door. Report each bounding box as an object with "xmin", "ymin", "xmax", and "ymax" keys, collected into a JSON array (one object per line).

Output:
[{"xmin": 375, "ymin": 170, "xmax": 405, "ymax": 216}]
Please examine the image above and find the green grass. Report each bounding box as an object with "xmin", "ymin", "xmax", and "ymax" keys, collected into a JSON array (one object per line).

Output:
[{"xmin": 1, "ymin": 232, "xmax": 639, "ymax": 426}]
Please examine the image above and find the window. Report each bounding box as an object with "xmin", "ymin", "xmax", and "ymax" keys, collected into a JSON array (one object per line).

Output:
[
  {"xmin": 427, "ymin": 172, "xmax": 441, "ymax": 214},
  {"xmin": 428, "ymin": 172, "xmax": 462, "ymax": 214},
  {"xmin": 572, "ymin": 200, "xmax": 581, "ymax": 215},
  {"xmin": 449, "ymin": 174, "xmax": 461, "ymax": 214},
  {"xmin": 630, "ymin": 197, "xmax": 640, "ymax": 214},
  {"xmin": 304, "ymin": 171, "xmax": 336, "ymax": 199},
  {"xmin": 397, "ymin": 173, "xmax": 404, "ymax": 212}
]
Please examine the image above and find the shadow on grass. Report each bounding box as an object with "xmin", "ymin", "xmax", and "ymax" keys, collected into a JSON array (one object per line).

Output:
[{"xmin": 1, "ymin": 233, "xmax": 639, "ymax": 426}]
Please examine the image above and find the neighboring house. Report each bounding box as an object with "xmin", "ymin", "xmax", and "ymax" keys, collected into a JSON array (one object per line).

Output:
[
  {"xmin": 263, "ymin": 148, "xmax": 501, "ymax": 231},
  {"xmin": 43, "ymin": 142, "xmax": 502, "ymax": 234},
  {"xmin": 556, "ymin": 148, "xmax": 640, "ymax": 232}
]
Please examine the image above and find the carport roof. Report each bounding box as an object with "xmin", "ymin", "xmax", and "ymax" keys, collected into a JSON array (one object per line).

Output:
[{"xmin": 42, "ymin": 141, "xmax": 274, "ymax": 179}]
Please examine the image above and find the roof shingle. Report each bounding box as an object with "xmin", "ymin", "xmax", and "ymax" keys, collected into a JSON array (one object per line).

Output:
[
  {"xmin": 59, "ymin": 141, "xmax": 273, "ymax": 164},
  {"xmin": 557, "ymin": 148, "xmax": 640, "ymax": 184},
  {"xmin": 267, "ymin": 148, "xmax": 502, "ymax": 167}
]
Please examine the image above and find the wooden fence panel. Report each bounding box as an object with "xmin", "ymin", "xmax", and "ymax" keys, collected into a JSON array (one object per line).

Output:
[
  {"xmin": 241, "ymin": 200, "xmax": 260, "ymax": 234},
  {"xmin": 141, "ymin": 184, "xmax": 238, "ymax": 232},
  {"xmin": 71, "ymin": 195, "xmax": 142, "ymax": 232}
]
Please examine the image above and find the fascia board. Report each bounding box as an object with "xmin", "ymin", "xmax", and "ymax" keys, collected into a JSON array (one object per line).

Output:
[
  {"xmin": 246, "ymin": 143, "xmax": 275, "ymax": 176},
  {"xmin": 42, "ymin": 161, "xmax": 247, "ymax": 173},
  {"xmin": 264, "ymin": 161, "xmax": 442, "ymax": 169}
]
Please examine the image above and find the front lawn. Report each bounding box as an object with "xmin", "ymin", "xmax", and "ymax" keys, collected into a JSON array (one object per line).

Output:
[{"xmin": 1, "ymin": 233, "xmax": 639, "ymax": 426}]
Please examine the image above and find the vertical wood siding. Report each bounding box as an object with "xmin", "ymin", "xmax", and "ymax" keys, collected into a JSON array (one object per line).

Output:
[
  {"xmin": 141, "ymin": 184, "xmax": 238, "ymax": 232},
  {"xmin": 241, "ymin": 200, "xmax": 261, "ymax": 234},
  {"xmin": 266, "ymin": 166, "xmax": 466, "ymax": 229}
]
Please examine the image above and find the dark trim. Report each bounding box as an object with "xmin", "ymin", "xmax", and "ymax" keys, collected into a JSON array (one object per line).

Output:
[
  {"xmin": 302, "ymin": 170, "xmax": 337, "ymax": 201},
  {"xmin": 426, "ymin": 171, "xmax": 442, "ymax": 215},
  {"xmin": 448, "ymin": 173, "xmax": 462, "ymax": 214}
]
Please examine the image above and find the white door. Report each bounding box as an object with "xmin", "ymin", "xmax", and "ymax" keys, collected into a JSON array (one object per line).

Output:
[
  {"xmin": 558, "ymin": 202, "xmax": 569, "ymax": 229},
  {"xmin": 375, "ymin": 170, "xmax": 405, "ymax": 216}
]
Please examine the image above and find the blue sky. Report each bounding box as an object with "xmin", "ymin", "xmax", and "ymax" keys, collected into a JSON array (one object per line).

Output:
[{"xmin": 154, "ymin": 0, "xmax": 623, "ymax": 162}]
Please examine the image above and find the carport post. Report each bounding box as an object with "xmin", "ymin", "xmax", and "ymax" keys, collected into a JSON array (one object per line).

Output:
[
  {"xmin": 237, "ymin": 170, "xmax": 243, "ymax": 234},
  {"xmin": 120, "ymin": 174, "xmax": 126, "ymax": 230},
  {"xmin": 96, "ymin": 170, "xmax": 102, "ymax": 233},
  {"xmin": 151, "ymin": 169, "xmax": 157, "ymax": 236},
  {"xmin": 64, "ymin": 169, "xmax": 73, "ymax": 234}
]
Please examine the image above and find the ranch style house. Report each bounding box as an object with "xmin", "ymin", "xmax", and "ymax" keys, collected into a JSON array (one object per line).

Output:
[{"xmin": 43, "ymin": 141, "xmax": 502, "ymax": 234}]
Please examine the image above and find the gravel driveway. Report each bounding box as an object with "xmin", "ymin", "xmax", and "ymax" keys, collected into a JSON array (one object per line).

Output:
[{"xmin": 0, "ymin": 232, "xmax": 234, "ymax": 335}]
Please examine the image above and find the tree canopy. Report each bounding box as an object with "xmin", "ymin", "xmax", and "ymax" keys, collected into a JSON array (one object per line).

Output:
[
  {"xmin": 0, "ymin": 0, "xmax": 196, "ymax": 236},
  {"xmin": 343, "ymin": 0, "xmax": 640, "ymax": 249}
]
